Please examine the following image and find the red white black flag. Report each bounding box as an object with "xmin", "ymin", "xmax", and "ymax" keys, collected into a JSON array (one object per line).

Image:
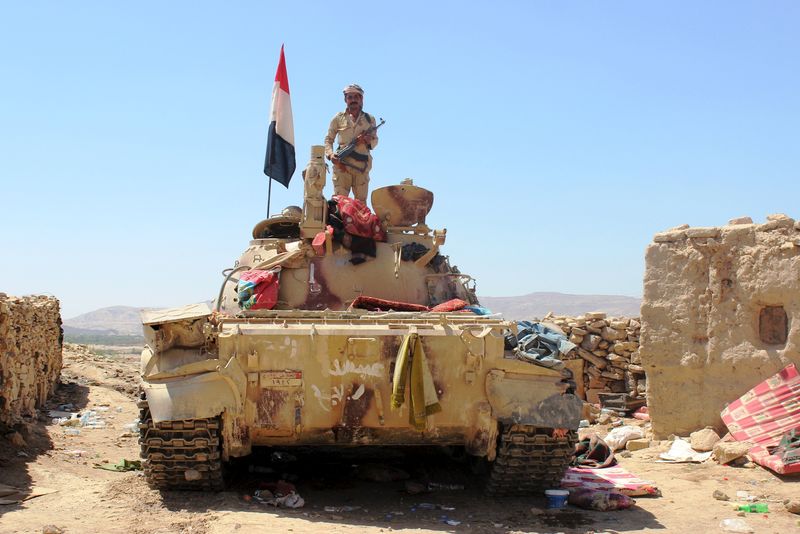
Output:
[{"xmin": 263, "ymin": 45, "xmax": 295, "ymax": 187}]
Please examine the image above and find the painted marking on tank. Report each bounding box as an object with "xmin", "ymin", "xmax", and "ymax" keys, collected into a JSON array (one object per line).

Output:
[
  {"xmin": 329, "ymin": 359, "xmax": 385, "ymax": 378},
  {"xmin": 311, "ymin": 384, "xmax": 345, "ymax": 412}
]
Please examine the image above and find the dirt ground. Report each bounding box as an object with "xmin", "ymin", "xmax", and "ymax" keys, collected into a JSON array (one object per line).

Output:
[{"xmin": 1, "ymin": 345, "xmax": 798, "ymax": 534}]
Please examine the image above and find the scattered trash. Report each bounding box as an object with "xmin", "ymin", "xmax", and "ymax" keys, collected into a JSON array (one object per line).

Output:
[
  {"xmin": 427, "ymin": 482, "xmax": 464, "ymax": 491},
  {"xmin": 604, "ymin": 425, "xmax": 644, "ymax": 452},
  {"xmin": 354, "ymin": 463, "xmax": 409, "ymax": 482},
  {"xmin": 544, "ymin": 489, "xmax": 569, "ymax": 509},
  {"xmin": 253, "ymin": 481, "xmax": 305, "ymax": 508},
  {"xmin": 324, "ymin": 506, "xmax": 361, "ymax": 512},
  {"xmin": 0, "ymin": 484, "xmax": 58, "ymax": 506},
  {"xmin": 64, "ymin": 428, "xmax": 81, "ymax": 436},
  {"xmin": 735, "ymin": 491, "xmax": 756, "ymax": 502},
  {"xmin": 66, "ymin": 450, "xmax": 87, "ymax": 458},
  {"xmin": 122, "ymin": 420, "xmax": 139, "ymax": 433},
  {"xmin": 56, "ymin": 403, "xmax": 75, "ymax": 411},
  {"xmin": 568, "ymin": 489, "xmax": 635, "ymax": 511},
  {"xmin": 658, "ymin": 437, "xmax": 712, "ymax": 463},
  {"xmin": 414, "ymin": 503, "xmax": 455, "ymax": 511},
  {"xmin": 271, "ymin": 451, "xmax": 297, "ymax": 463},
  {"xmin": 94, "ymin": 459, "xmax": 142, "ymax": 472},
  {"xmin": 442, "ymin": 518, "xmax": 461, "ymax": 526},
  {"xmin": 736, "ymin": 503, "xmax": 768, "ymax": 513},
  {"xmin": 578, "ymin": 419, "xmax": 590, "ymax": 428},
  {"xmin": 404, "ymin": 481, "xmax": 428, "ymax": 494},
  {"xmin": 632, "ymin": 406, "xmax": 650, "ymax": 421},
  {"xmin": 713, "ymin": 489, "xmax": 730, "ymax": 501},
  {"xmin": 719, "ymin": 518, "xmax": 754, "ymax": 533},
  {"xmin": 248, "ymin": 465, "xmax": 275, "ymax": 474}
]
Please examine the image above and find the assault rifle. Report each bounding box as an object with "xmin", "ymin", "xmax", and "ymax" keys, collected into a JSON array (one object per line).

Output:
[{"xmin": 334, "ymin": 118, "xmax": 385, "ymax": 172}]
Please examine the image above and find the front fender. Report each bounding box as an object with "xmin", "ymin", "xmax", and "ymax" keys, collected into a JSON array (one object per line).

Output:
[
  {"xmin": 485, "ymin": 369, "xmax": 582, "ymax": 429},
  {"xmin": 143, "ymin": 356, "xmax": 246, "ymax": 423}
]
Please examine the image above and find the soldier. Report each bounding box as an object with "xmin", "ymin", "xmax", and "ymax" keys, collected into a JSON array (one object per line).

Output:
[{"xmin": 324, "ymin": 84, "xmax": 379, "ymax": 202}]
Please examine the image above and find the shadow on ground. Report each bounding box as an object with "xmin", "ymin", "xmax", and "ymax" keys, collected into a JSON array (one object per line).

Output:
[
  {"xmin": 155, "ymin": 447, "xmax": 664, "ymax": 532},
  {"xmin": 0, "ymin": 379, "xmax": 89, "ymax": 518}
]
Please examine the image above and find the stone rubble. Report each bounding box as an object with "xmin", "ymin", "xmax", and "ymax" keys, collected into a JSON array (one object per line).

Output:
[
  {"xmin": 0, "ymin": 293, "xmax": 62, "ymax": 429},
  {"xmin": 543, "ymin": 312, "xmax": 644, "ymax": 404}
]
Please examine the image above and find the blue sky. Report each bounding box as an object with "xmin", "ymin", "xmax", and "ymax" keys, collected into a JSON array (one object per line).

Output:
[{"xmin": 1, "ymin": 1, "xmax": 798, "ymax": 319}]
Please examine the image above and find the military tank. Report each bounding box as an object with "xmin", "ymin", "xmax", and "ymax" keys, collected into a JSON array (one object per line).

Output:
[{"xmin": 138, "ymin": 146, "xmax": 582, "ymax": 493}]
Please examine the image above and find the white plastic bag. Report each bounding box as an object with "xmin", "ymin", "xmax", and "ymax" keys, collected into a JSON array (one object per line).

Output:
[{"xmin": 604, "ymin": 425, "xmax": 644, "ymax": 451}]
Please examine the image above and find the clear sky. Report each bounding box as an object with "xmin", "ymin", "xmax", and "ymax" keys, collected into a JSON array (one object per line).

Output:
[{"xmin": 1, "ymin": 1, "xmax": 798, "ymax": 319}]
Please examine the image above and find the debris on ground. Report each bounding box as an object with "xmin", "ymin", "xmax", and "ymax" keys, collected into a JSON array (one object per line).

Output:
[
  {"xmin": 567, "ymin": 488, "xmax": 636, "ymax": 511},
  {"xmin": 93, "ymin": 459, "xmax": 142, "ymax": 472},
  {"xmin": 690, "ymin": 427, "xmax": 721, "ymax": 452},
  {"xmin": 713, "ymin": 489, "xmax": 730, "ymax": 501},
  {"xmin": 0, "ymin": 484, "xmax": 57, "ymax": 506},
  {"xmin": 658, "ymin": 437, "xmax": 712, "ymax": 463},
  {"xmin": 604, "ymin": 425, "xmax": 644, "ymax": 451}
]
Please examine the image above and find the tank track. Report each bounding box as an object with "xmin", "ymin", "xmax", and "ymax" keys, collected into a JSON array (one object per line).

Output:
[
  {"xmin": 138, "ymin": 393, "xmax": 224, "ymax": 491},
  {"xmin": 486, "ymin": 424, "xmax": 577, "ymax": 495}
]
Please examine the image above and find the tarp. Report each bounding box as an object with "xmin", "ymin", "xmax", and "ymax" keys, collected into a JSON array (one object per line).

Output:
[
  {"xmin": 511, "ymin": 321, "xmax": 576, "ymax": 370},
  {"xmin": 720, "ymin": 363, "xmax": 800, "ymax": 475}
]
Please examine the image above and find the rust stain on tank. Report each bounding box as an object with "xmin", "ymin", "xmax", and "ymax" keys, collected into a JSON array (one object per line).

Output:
[
  {"xmin": 387, "ymin": 186, "xmax": 433, "ymax": 225},
  {"xmin": 381, "ymin": 336, "xmax": 401, "ymax": 361},
  {"xmin": 257, "ymin": 388, "xmax": 289, "ymax": 428},
  {"xmin": 340, "ymin": 386, "xmax": 374, "ymax": 428},
  {"xmin": 303, "ymin": 258, "xmax": 343, "ymax": 311}
]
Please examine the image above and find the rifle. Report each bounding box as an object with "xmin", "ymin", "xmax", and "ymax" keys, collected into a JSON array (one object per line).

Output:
[{"xmin": 334, "ymin": 118, "xmax": 385, "ymax": 172}]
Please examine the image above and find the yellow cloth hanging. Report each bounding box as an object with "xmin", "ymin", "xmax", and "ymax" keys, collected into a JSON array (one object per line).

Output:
[{"xmin": 391, "ymin": 332, "xmax": 441, "ymax": 430}]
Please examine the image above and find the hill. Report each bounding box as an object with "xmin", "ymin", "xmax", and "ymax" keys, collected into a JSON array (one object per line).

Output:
[
  {"xmin": 62, "ymin": 293, "xmax": 641, "ymax": 340},
  {"xmin": 478, "ymin": 292, "xmax": 641, "ymax": 319},
  {"xmin": 63, "ymin": 305, "xmax": 145, "ymax": 335}
]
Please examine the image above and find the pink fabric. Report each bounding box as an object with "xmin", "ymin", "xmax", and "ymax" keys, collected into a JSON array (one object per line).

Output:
[
  {"xmin": 720, "ymin": 363, "xmax": 800, "ymax": 475},
  {"xmin": 239, "ymin": 269, "xmax": 279, "ymax": 310},
  {"xmin": 560, "ymin": 465, "xmax": 659, "ymax": 497}
]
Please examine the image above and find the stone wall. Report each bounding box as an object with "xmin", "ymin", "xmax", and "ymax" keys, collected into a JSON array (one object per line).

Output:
[
  {"xmin": 545, "ymin": 313, "xmax": 644, "ymax": 403},
  {"xmin": 0, "ymin": 294, "xmax": 62, "ymax": 428},
  {"xmin": 640, "ymin": 214, "xmax": 800, "ymax": 439}
]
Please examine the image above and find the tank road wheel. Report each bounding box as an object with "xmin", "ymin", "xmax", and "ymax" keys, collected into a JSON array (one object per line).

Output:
[
  {"xmin": 485, "ymin": 424, "xmax": 577, "ymax": 496},
  {"xmin": 137, "ymin": 392, "xmax": 224, "ymax": 491}
]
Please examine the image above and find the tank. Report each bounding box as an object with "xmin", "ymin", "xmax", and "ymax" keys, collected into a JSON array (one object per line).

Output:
[{"xmin": 138, "ymin": 149, "xmax": 582, "ymax": 494}]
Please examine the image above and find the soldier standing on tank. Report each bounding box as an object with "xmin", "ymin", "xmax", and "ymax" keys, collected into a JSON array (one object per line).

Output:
[{"xmin": 324, "ymin": 84, "xmax": 379, "ymax": 203}]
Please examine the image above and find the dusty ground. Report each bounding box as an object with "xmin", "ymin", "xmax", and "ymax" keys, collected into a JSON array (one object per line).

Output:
[{"xmin": 1, "ymin": 345, "xmax": 798, "ymax": 534}]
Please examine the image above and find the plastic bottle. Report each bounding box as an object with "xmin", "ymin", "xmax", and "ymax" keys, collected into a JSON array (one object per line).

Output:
[
  {"xmin": 720, "ymin": 518, "xmax": 754, "ymax": 533},
  {"xmin": 736, "ymin": 503, "xmax": 768, "ymax": 513}
]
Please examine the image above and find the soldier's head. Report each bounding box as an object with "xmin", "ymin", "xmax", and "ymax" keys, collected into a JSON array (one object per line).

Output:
[{"xmin": 343, "ymin": 84, "xmax": 364, "ymax": 114}]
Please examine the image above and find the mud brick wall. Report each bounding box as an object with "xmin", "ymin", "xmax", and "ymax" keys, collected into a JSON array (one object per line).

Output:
[
  {"xmin": 640, "ymin": 214, "xmax": 800, "ymax": 439},
  {"xmin": 546, "ymin": 313, "xmax": 644, "ymax": 403},
  {"xmin": 0, "ymin": 294, "xmax": 62, "ymax": 427}
]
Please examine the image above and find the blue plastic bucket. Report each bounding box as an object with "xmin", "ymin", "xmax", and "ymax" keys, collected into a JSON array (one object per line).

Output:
[{"xmin": 544, "ymin": 489, "xmax": 569, "ymax": 509}]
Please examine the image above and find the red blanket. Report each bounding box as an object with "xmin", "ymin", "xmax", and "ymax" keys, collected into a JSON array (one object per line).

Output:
[{"xmin": 332, "ymin": 195, "xmax": 386, "ymax": 241}]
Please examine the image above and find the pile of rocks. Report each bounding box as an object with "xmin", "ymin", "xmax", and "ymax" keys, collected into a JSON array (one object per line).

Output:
[
  {"xmin": 545, "ymin": 312, "xmax": 645, "ymax": 404},
  {"xmin": 0, "ymin": 294, "xmax": 62, "ymax": 428}
]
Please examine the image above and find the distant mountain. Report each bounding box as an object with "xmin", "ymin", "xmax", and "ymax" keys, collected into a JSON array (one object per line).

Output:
[
  {"xmin": 62, "ymin": 294, "xmax": 641, "ymax": 337},
  {"xmin": 478, "ymin": 292, "xmax": 641, "ymax": 320},
  {"xmin": 63, "ymin": 306, "xmax": 146, "ymax": 336}
]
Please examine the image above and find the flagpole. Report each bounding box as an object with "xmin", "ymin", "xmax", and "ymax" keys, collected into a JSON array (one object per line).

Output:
[{"xmin": 267, "ymin": 178, "xmax": 272, "ymax": 217}]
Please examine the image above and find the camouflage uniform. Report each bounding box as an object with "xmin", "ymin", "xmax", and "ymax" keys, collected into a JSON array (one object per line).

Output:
[{"xmin": 324, "ymin": 111, "xmax": 379, "ymax": 202}]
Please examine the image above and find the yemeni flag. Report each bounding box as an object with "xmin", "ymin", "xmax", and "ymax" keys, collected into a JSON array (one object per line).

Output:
[{"xmin": 264, "ymin": 45, "xmax": 295, "ymax": 187}]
